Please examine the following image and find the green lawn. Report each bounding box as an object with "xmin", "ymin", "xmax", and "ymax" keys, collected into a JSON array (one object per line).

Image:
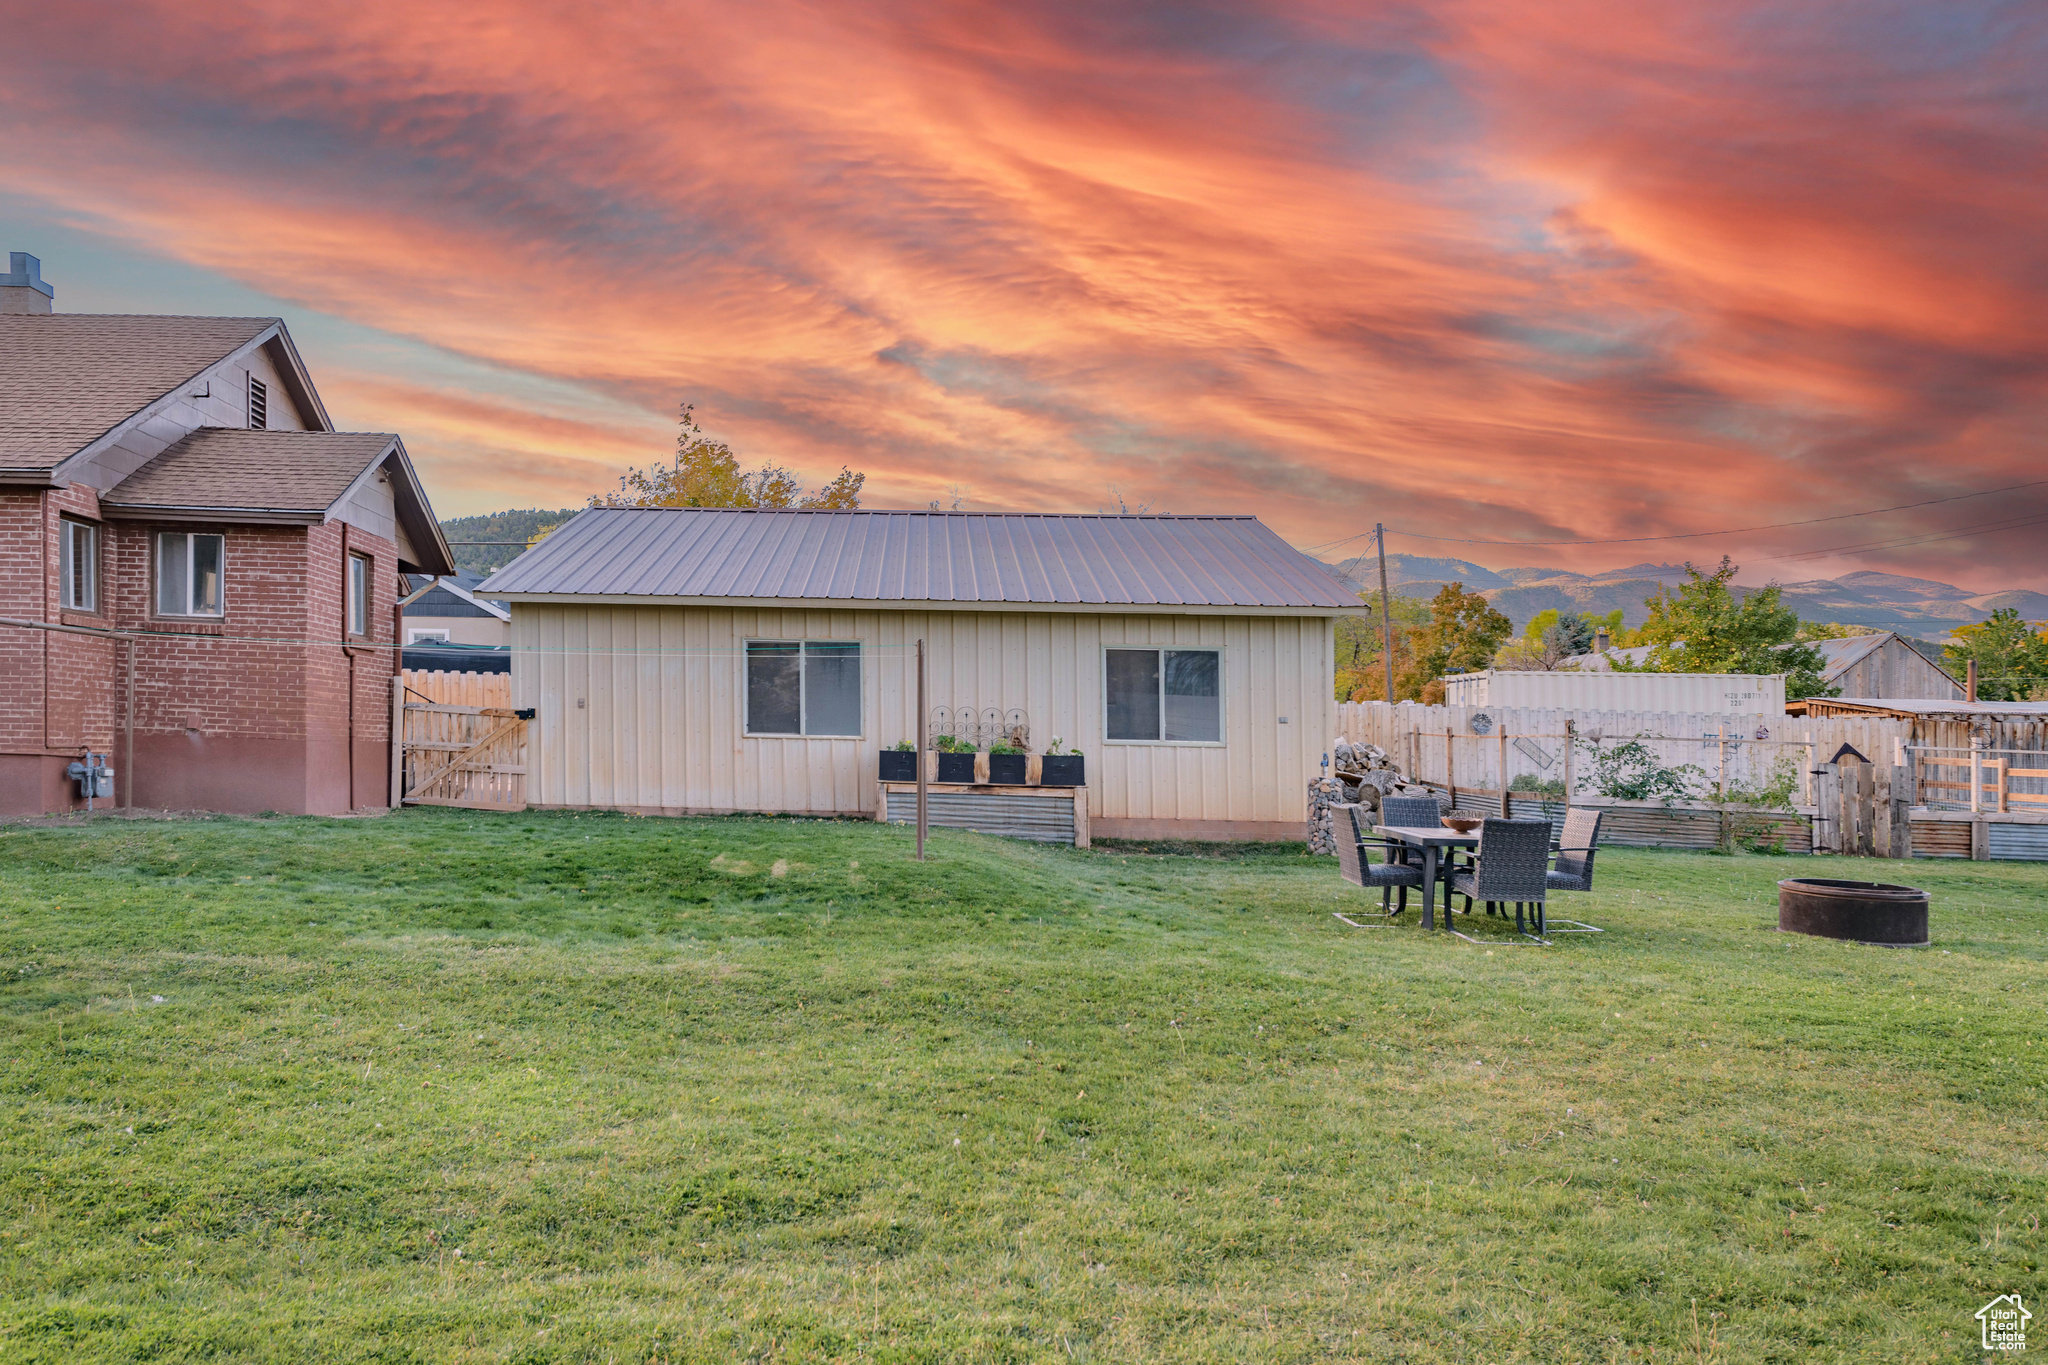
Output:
[{"xmin": 0, "ymin": 810, "xmax": 2043, "ymax": 1363}]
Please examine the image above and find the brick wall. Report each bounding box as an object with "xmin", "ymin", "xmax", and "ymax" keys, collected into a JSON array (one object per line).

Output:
[{"xmin": 2, "ymin": 489, "xmax": 406, "ymax": 814}]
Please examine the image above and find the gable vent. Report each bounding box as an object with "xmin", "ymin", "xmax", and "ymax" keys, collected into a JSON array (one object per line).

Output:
[{"xmin": 248, "ymin": 375, "xmax": 268, "ymax": 430}]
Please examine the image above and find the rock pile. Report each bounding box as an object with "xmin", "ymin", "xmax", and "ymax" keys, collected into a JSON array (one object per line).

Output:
[
  {"xmin": 1307, "ymin": 737, "xmax": 1439, "ymax": 855},
  {"xmin": 1328, "ymin": 737, "xmax": 1434, "ymax": 812}
]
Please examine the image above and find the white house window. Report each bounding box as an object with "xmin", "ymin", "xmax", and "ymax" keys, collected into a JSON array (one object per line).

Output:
[
  {"xmin": 1106, "ymin": 647, "xmax": 1222, "ymax": 743},
  {"xmin": 348, "ymin": 553, "xmax": 371, "ymax": 636},
  {"xmin": 59, "ymin": 518, "xmax": 98, "ymax": 611},
  {"xmin": 248, "ymin": 375, "xmax": 268, "ymax": 429},
  {"xmin": 156, "ymin": 532, "xmax": 224, "ymax": 617},
  {"xmin": 746, "ymin": 640, "xmax": 861, "ymax": 736},
  {"xmin": 407, "ymin": 628, "xmax": 450, "ymax": 644}
]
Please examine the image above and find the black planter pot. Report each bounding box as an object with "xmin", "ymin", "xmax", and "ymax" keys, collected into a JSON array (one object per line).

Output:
[
  {"xmin": 878, "ymin": 749, "xmax": 918, "ymax": 782},
  {"xmin": 936, "ymin": 751, "xmax": 978, "ymax": 785},
  {"xmin": 987, "ymin": 753, "xmax": 1028, "ymax": 785},
  {"xmin": 1039, "ymin": 754, "xmax": 1085, "ymax": 787}
]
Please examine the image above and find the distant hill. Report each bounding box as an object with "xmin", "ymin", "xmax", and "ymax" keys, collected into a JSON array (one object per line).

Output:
[
  {"xmin": 438, "ymin": 508, "xmax": 582, "ymax": 575},
  {"xmin": 1315, "ymin": 552, "xmax": 2041, "ymax": 638}
]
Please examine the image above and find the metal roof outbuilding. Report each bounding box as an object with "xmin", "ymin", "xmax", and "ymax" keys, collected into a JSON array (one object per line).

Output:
[{"xmin": 477, "ymin": 508, "xmax": 1357, "ymax": 612}]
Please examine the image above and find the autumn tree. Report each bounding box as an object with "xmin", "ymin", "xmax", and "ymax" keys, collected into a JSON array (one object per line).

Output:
[
  {"xmin": 1496, "ymin": 608, "xmax": 1598, "ymax": 670},
  {"xmin": 1333, "ymin": 595, "xmax": 1429, "ymax": 701},
  {"xmin": 591, "ymin": 404, "xmax": 865, "ymax": 510},
  {"xmin": 1944, "ymin": 608, "xmax": 2048, "ymax": 701},
  {"xmin": 1399, "ymin": 583, "xmax": 1513, "ymax": 703},
  {"xmin": 1614, "ymin": 557, "xmax": 1834, "ymax": 700}
]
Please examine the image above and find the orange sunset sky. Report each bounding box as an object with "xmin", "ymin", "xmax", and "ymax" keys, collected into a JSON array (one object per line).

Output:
[{"xmin": 3, "ymin": 0, "xmax": 2044, "ymax": 586}]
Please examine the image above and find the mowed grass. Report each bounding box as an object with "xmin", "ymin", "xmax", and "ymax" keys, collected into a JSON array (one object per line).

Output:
[{"xmin": 0, "ymin": 810, "xmax": 2043, "ymax": 1364}]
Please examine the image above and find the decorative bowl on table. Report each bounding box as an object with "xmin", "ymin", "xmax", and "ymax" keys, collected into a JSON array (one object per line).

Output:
[{"xmin": 1440, "ymin": 815, "xmax": 1482, "ymax": 834}]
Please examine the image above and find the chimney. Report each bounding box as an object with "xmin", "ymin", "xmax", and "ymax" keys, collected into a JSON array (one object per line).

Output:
[
  {"xmin": 1, "ymin": 252, "xmax": 54, "ymax": 314},
  {"xmin": 1594, "ymin": 626, "xmax": 1611, "ymax": 654},
  {"xmin": 1966, "ymin": 658, "xmax": 1977, "ymax": 703}
]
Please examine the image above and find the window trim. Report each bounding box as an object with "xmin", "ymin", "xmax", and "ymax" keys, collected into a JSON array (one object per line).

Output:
[
  {"xmin": 347, "ymin": 552, "xmax": 371, "ymax": 638},
  {"xmin": 743, "ymin": 638, "xmax": 864, "ymax": 739},
  {"xmin": 58, "ymin": 516, "xmax": 100, "ymax": 613},
  {"xmin": 154, "ymin": 530, "xmax": 227, "ymax": 619},
  {"xmin": 1100, "ymin": 644, "xmax": 1227, "ymax": 747}
]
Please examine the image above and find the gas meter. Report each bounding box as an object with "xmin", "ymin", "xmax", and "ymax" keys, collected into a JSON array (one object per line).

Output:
[{"xmin": 65, "ymin": 752, "xmax": 115, "ymax": 808}]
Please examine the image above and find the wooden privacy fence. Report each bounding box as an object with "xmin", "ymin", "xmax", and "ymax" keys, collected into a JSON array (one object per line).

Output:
[
  {"xmin": 401, "ymin": 668, "xmax": 512, "ymax": 709},
  {"xmin": 392, "ymin": 671, "xmax": 528, "ymax": 811},
  {"xmin": 1336, "ymin": 701, "xmax": 2048, "ymax": 860}
]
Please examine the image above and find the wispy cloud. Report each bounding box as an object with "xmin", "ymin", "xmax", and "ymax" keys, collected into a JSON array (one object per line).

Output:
[{"xmin": 2, "ymin": 0, "xmax": 2042, "ymax": 584}]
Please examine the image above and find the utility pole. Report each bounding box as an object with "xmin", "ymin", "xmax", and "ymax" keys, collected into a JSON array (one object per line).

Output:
[
  {"xmin": 916, "ymin": 637, "xmax": 929, "ymax": 860},
  {"xmin": 1376, "ymin": 523, "xmax": 1397, "ymax": 702}
]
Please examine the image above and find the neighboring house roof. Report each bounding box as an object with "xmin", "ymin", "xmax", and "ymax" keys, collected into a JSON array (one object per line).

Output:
[
  {"xmin": 1570, "ymin": 632, "xmax": 1949, "ymax": 684},
  {"xmin": 1791, "ymin": 697, "xmax": 2048, "ymax": 718},
  {"xmin": 100, "ymin": 428, "xmax": 454, "ymax": 575},
  {"xmin": 400, "ymin": 574, "xmax": 511, "ymax": 621},
  {"xmin": 477, "ymin": 508, "xmax": 1358, "ymax": 612},
  {"xmin": 0, "ymin": 313, "xmax": 324, "ymax": 479}
]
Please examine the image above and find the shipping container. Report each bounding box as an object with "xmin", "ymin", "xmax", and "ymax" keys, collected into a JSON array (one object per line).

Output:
[{"xmin": 1441, "ymin": 670, "xmax": 1785, "ymax": 714}]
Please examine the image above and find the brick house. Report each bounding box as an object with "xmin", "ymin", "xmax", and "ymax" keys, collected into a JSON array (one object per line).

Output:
[{"xmin": 0, "ymin": 252, "xmax": 453, "ymax": 815}]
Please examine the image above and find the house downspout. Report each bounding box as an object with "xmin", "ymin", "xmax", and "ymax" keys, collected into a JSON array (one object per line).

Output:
[
  {"xmin": 342, "ymin": 523, "xmax": 355, "ymax": 811},
  {"xmin": 123, "ymin": 636, "xmax": 135, "ymax": 809}
]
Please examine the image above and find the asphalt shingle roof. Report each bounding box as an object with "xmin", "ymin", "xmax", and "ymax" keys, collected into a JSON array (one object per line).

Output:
[
  {"xmin": 0, "ymin": 314, "xmax": 278, "ymax": 472},
  {"xmin": 103, "ymin": 428, "xmax": 398, "ymax": 513},
  {"xmin": 479, "ymin": 508, "xmax": 1358, "ymax": 609}
]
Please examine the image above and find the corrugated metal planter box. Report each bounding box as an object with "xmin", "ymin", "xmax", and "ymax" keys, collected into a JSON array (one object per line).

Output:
[
  {"xmin": 885, "ymin": 790, "xmax": 1078, "ymax": 844},
  {"xmin": 1441, "ymin": 670, "xmax": 1785, "ymax": 715},
  {"xmin": 1910, "ymin": 818, "xmax": 1972, "ymax": 858},
  {"xmin": 1987, "ymin": 821, "xmax": 2048, "ymax": 861}
]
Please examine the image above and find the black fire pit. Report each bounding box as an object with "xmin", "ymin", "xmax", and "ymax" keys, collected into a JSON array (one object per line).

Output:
[{"xmin": 1778, "ymin": 878, "xmax": 1929, "ymax": 947}]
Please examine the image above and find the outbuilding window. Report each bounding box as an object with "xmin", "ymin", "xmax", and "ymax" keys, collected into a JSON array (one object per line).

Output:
[
  {"xmin": 407, "ymin": 628, "xmax": 450, "ymax": 644},
  {"xmin": 746, "ymin": 640, "xmax": 861, "ymax": 737},
  {"xmin": 156, "ymin": 532, "xmax": 225, "ymax": 617},
  {"xmin": 1105, "ymin": 647, "xmax": 1222, "ymax": 743},
  {"xmin": 348, "ymin": 553, "xmax": 371, "ymax": 636},
  {"xmin": 59, "ymin": 518, "xmax": 98, "ymax": 611}
]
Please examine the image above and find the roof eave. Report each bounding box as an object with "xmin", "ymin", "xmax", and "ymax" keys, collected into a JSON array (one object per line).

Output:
[
  {"xmin": 98, "ymin": 503, "xmax": 325, "ymax": 525},
  {"xmin": 477, "ymin": 591, "xmax": 1344, "ymax": 617}
]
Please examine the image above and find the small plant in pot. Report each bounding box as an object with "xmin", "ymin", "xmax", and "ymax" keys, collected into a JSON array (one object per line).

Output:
[
  {"xmin": 987, "ymin": 742, "xmax": 1028, "ymax": 785},
  {"xmin": 878, "ymin": 740, "xmax": 918, "ymax": 783},
  {"xmin": 933, "ymin": 735, "xmax": 978, "ymax": 785},
  {"xmin": 1038, "ymin": 737, "xmax": 1085, "ymax": 787}
]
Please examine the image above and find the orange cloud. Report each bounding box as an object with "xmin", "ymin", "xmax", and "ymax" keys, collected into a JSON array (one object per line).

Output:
[{"xmin": 1, "ymin": 0, "xmax": 2042, "ymax": 584}]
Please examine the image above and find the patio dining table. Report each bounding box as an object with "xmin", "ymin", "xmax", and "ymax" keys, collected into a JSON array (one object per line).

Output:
[{"xmin": 1375, "ymin": 824, "xmax": 1480, "ymax": 929}]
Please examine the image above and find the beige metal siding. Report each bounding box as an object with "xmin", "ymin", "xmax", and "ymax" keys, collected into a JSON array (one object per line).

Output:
[{"xmin": 513, "ymin": 604, "xmax": 1331, "ymax": 824}]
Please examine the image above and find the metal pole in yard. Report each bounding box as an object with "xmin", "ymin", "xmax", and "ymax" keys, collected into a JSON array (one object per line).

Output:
[
  {"xmin": 916, "ymin": 637, "xmax": 929, "ymax": 861},
  {"xmin": 1376, "ymin": 523, "xmax": 1396, "ymax": 703},
  {"xmin": 1499, "ymin": 724, "xmax": 1510, "ymax": 817}
]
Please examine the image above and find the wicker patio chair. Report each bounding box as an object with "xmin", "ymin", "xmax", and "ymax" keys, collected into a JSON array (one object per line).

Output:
[
  {"xmin": 1377, "ymin": 794, "xmax": 1445, "ymax": 868},
  {"xmin": 1446, "ymin": 818, "xmax": 1553, "ymax": 936},
  {"xmin": 1546, "ymin": 807, "xmax": 1604, "ymax": 894},
  {"xmin": 1332, "ymin": 805, "xmax": 1424, "ymax": 916}
]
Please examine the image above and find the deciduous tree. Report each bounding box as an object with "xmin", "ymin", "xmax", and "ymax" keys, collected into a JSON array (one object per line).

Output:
[
  {"xmin": 1615, "ymin": 557, "xmax": 1834, "ymax": 700},
  {"xmin": 1944, "ymin": 608, "xmax": 2048, "ymax": 701},
  {"xmin": 592, "ymin": 404, "xmax": 865, "ymax": 510}
]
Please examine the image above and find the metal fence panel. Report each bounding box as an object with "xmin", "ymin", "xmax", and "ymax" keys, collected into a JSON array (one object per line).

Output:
[{"xmin": 884, "ymin": 791, "xmax": 1076, "ymax": 844}]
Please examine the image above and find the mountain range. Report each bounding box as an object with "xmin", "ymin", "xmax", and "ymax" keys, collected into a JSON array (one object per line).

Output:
[{"xmin": 1321, "ymin": 553, "xmax": 2048, "ymax": 640}]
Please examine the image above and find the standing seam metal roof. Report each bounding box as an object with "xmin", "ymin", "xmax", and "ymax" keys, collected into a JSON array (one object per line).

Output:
[{"xmin": 478, "ymin": 508, "xmax": 1357, "ymax": 608}]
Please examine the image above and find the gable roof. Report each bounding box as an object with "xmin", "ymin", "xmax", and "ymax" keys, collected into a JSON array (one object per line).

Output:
[
  {"xmin": 478, "ymin": 508, "xmax": 1357, "ymax": 612},
  {"xmin": 0, "ymin": 314, "xmax": 318, "ymax": 478},
  {"xmin": 400, "ymin": 574, "xmax": 511, "ymax": 621},
  {"xmin": 101, "ymin": 428, "xmax": 454, "ymax": 575}
]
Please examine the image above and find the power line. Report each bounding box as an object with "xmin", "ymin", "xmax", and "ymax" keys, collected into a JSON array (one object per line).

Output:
[
  {"xmin": 1756, "ymin": 509, "xmax": 2048, "ymax": 565},
  {"xmin": 1305, "ymin": 476, "xmax": 2048, "ymax": 553}
]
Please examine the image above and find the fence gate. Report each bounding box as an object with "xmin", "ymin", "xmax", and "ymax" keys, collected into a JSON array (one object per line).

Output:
[{"xmin": 399, "ymin": 700, "xmax": 529, "ymax": 811}]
